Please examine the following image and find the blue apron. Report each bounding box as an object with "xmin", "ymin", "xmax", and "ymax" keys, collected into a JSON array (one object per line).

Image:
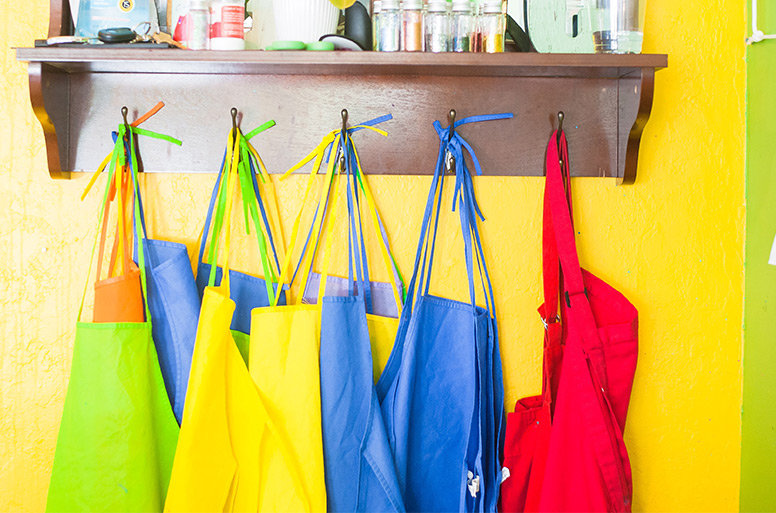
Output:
[
  {"xmin": 318, "ymin": 122, "xmax": 406, "ymax": 512},
  {"xmin": 195, "ymin": 126, "xmax": 286, "ymax": 360},
  {"xmin": 124, "ymin": 133, "xmax": 199, "ymax": 425},
  {"xmin": 377, "ymin": 113, "xmax": 511, "ymax": 513}
]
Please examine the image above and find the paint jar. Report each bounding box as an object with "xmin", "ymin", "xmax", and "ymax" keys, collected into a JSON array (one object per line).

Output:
[
  {"xmin": 372, "ymin": 0, "xmax": 382, "ymax": 50},
  {"xmin": 480, "ymin": 0, "xmax": 504, "ymax": 53},
  {"xmin": 425, "ymin": 0, "xmax": 450, "ymax": 52},
  {"xmin": 451, "ymin": 0, "xmax": 473, "ymax": 52},
  {"xmin": 210, "ymin": 0, "xmax": 245, "ymax": 50},
  {"xmin": 379, "ymin": 0, "xmax": 401, "ymax": 51},
  {"xmin": 187, "ymin": 0, "xmax": 211, "ymax": 50},
  {"xmin": 401, "ymin": 0, "xmax": 424, "ymax": 52},
  {"xmin": 592, "ymin": 0, "xmax": 645, "ymax": 53}
]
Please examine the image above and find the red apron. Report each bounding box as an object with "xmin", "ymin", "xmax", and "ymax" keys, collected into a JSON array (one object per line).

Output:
[{"xmin": 500, "ymin": 130, "xmax": 638, "ymax": 513}]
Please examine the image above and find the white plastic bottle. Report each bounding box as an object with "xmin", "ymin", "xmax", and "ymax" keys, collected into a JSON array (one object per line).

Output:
[{"xmin": 210, "ymin": 0, "xmax": 245, "ymax": 50}]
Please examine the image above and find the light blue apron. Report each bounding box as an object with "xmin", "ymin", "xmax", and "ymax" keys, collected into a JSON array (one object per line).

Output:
[
  {"xmin": 377, "ymin": 113, "xmax": 511, "ymax": 513},
  {"xmin": 318, "ymin": 118, "xmax": 406, "ymax": 512}
]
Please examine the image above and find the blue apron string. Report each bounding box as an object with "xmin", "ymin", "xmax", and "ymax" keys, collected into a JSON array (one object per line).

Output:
[
  {"xmin": 420, "ymin": 149, "xmax": 448, "ymax": 299},
  {"xmin": 423, "ymin": 112, "xmax": 513, "ymax": 302},
  {"xmin": 197, "ymin": 151, "xmax": 228, "ymax": 266},
  {"xmin": 342, "ymin": 130, "xmax": 373, "ymax": 311},
  {"xmin": 291, "ymin": 114, "xmax": 392, "ymax": 293},
  {"xmin": 248, "ymin": 154, "xmax": 283, "ymax": 274},
  {"xmin": 348, "ymin": 140, "xmax": 375, "ymax": 312},
  {"xmin": 376, "ymin": 152, "xmax": 443, "ymax": 398}
]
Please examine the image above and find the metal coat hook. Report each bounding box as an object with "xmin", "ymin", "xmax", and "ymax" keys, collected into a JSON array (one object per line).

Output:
[
  {"xmin": 340, "ymin": 109, "xmax": 349, "ymax": 164},
  {"xmin": 445, "ymin": 109, "xmax": 456, "ymax": 174},
  {"xmin": 557, "ymin": 111, "xmax": 565, "ymax": 167},
  {"xmin": 120, "ymin": 106, "xmax": 131, "ymax": 161},
  {"xmin": 230, "ymin": 107, "xmax": 238, "ymax": 145}
]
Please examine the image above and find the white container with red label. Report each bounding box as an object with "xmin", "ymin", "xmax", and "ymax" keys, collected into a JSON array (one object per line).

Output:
[{"xmin": 211, "ymin": 0, "xmax": 245, "ymax": 50}]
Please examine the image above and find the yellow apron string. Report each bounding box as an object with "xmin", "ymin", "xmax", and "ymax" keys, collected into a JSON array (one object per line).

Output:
[
  {"xmin": 293, "ymin": 133, "xmax": 342, "ymax": 306},
  {"xmin": 77, "ymin": 139, "xmax": 121, "ymax": 322},
  {"xmin": 81, "ymin": 102, "xmax": 168, "ymax": 201},
  {"xmin": 218, "ymin": 128, "xmax": 242, "ymax": 295},
  {"xmin": 318, "ymin": 162, "xmax": 344, "ymax": 300},
  {"xmin": 351, "ymin": 143, "xmax": 404, "ymax": 315},
  {"xmin": 271, "ymin": 131, "xmax": 338, "ymax": 306},
  {"xmin": 246, "ymin": 142, "xmax": 286, "ymax": 266}
]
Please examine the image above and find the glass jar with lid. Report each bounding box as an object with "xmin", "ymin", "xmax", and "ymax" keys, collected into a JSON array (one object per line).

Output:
[
  {"xmin": 480, "ymin": 0, "xmax": 505, "ymax": 53},
  {"xmin": 379, "ymin": 0, "xmax": 401, "ymax": 51},
  {"xmin": 425, "ymin": 0, "xmax": 450, "ymax": 52},
  {"xmin": 451, "ymin": 0, "xmax": 474, "ymax": 52},
  {"xmin": 401, "ymin": 0, "xmax": 424, "ymax": 51}
]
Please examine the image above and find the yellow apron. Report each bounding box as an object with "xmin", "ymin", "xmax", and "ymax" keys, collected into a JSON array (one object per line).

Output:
[
  {"xmin": 247, "ymin": 126, "xmax": 403, "ymax": 512},
  {"xmin": 165, "ymin": 129, "xmax": 307, "ymax": 513},
  {"xmin": 247, "ymin": 133, "xmax": 341, "ymax": 513}
]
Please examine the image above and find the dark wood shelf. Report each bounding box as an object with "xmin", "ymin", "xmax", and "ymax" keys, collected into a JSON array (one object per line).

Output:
[
  {"xmin": 17, "ymin": 47, "xmax": 665, "ymax": 78},
  {"xmin": 19, "ymin": 0, "xmax": 666, "ymax": 182},
  {"xmin": 17, "ymin": 45, "xmax": 666, "ymax": 183}
]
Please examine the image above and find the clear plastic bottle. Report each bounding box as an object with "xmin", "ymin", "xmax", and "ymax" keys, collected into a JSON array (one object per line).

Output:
[
  {"xmin": 372, "ymin": 0, "xmax": 382, "ymax": 51},
  {"xmin": 480, "ymin": 0, "xmax": 504, "ymax": 53},
  {"xmin": 425, "ymin": 0, "xmax": 450, "ymax": 52},
  {"xmin": 379, "ymin": 0, "xmax": 401, "ymax": 51},
  {"xmin": 188, "ymin": 0, "xmax": 211, "ymax": 50},
  {"xmin": 451, "ymin": 0, "xmax": 473, "ymax": 52},
  {"xmin": 401, "ymin": 0, "xmax": 424, "ymax": 52}
]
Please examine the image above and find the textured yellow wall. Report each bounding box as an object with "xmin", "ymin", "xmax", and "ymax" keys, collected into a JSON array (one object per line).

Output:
[{"xmin": 0, "ymin": 0, "xmax": 745, "ymax": 512}]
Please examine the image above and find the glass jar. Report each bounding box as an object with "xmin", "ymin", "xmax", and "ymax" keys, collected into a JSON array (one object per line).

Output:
[
  {"xmin": 425, "ymin": 0, "xmax": 450, "ymax": 52},
  {"xmin": 480, "ymin": 0, "xmax": 505, "ymax": 53},
  {"xmin": 188, "ymin": 0, "xmax": 211, "ymax": 50},
  {"xmin": 401, "ymin": 0, "xmax": 424, "ymax": 52},
  {"xmin": 451, "ymin": 0, "xmax": 473, "ymax": 52},
  {"xmin": 372, "ymin": 0, "xmax": 382, "ymax": 50},
  {"xmin": 379, "ymin": 0, "xmax": 401, "ymax": 51},
  {"xmin": 592, "ymin": 0, "xmax": 646, "ymax": 53}
]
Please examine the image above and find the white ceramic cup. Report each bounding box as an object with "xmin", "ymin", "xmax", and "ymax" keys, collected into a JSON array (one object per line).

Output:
[{"xmin": 272, "ymin": 0, "xmax": 340, "ymax": 43}]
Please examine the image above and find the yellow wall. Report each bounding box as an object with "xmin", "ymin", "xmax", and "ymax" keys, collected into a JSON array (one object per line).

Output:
[{"xmin": 0, "ymin": 0, "xmax": 745, "ymax": 511}]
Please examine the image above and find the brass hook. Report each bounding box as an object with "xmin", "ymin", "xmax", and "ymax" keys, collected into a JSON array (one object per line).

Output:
[
  {"xmin": 339, "ymin": 109, "xmax": 350, "ymax": 167},
  {"xmin": 557, "ymin": 111, "xmax": 566, "ymax": 167},
  {"xmin": 230, "ymin": 107, "xmax": 240, "ymax": 149},
  {"xmin": 448, "ymin": 109, "xmax": 456, "ymax": 143},
  {"xmin": 120, "ymin": 106, "xmax": 131, "ymax": 162},
  {"xmin": 445, "ymin": 109, "xmax": 457, "ymax": 174}
]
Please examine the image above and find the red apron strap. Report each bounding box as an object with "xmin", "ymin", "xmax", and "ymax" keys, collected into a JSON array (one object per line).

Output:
[
  {"xmin": 540, "ymin": 131, "xmax": 574, "ymax": 404},
  {"xmin": 545, "ymin": 130, "xmax": 632, "ymax": 508}
]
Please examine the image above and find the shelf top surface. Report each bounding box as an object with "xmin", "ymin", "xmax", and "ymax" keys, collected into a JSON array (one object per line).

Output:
[{"xmin": 16, "ymin": 47, "xmax": 667, "ymax": 77}]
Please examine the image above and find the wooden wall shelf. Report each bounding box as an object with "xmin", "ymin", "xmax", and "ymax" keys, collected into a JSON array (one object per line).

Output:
[{"xmin": 17, "ymin": 44, "xmax": 666, "ymax": 183}]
